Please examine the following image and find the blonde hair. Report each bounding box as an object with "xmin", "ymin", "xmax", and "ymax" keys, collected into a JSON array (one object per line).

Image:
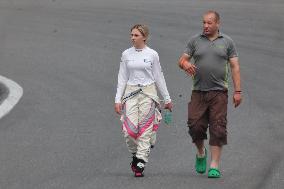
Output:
[{"xmin": 131, "ymin": 24, "xmax": 149, "ymax": 41}]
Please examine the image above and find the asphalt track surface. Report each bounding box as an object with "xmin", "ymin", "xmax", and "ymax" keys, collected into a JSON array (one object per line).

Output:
[{"xmin": 0, "ymin": 0, "xmax": 283, "ymax": 189}]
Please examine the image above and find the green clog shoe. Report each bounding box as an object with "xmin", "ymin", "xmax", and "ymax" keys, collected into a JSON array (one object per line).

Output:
[
  {"xmin": 195, "ymin": 148, "xmax": 207, "ymax": 174},
  {"xmin": 208, "ymin": 168, "xmax": 221, "ymax": 178}
]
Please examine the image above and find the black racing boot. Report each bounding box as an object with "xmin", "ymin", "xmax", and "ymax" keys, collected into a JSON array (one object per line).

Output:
[
  {"xmin": 130, "ymin": 155, "xmax": 138, "ymax": 173},
  {"xmin": 134, "ymin": 158, "xmax": 145, "ymax": 177}
]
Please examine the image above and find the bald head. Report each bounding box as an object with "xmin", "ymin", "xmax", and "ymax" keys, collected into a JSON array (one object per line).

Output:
[
  {"xmin": 202, "ymin": 11, "xmax": 220, "ymax": 37},
  {"xmin": 203, "ymin": 10, "xmax": 220, "ymax": 23}
]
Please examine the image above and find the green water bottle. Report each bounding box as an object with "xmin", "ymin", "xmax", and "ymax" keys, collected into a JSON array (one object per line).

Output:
[{"xmin": 164, "ymin": 109, "xmax": 172, "ymax": 125}]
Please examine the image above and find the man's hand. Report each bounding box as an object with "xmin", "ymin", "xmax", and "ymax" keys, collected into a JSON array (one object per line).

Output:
[
  {"xmin": 233, "ymin": 92, "xmax": 242, "ymax": 108},
  {"xmin": 114, "ymin": 103, "xmax": 122, "ymax": 115},
  {"xmin": 164, "ymin": 102, "xmax": 173, "ymax": 112},
  {"xmin": 178, "ymin": 53, "xmax": 196, "ymax": 76},
  {"xmin": 183, "ymin": 61, "xmax": 197, "ymax": 76}
]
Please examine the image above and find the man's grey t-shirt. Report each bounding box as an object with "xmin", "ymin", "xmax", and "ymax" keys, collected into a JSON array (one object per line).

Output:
[{"xmin": 185, "ymin": 33, "xmax": 238, "ymax": 91}]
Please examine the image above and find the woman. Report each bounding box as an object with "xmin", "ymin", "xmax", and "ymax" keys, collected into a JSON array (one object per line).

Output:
[{"xmin": 114, "ymin": 24, "xmax": 173, "ymax": 177}]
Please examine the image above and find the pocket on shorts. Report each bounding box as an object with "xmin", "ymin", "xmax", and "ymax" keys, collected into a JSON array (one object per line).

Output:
[
  {"xmin": 187, "ymin": 119, "xmax": 196, "ymax": 137},
  {"xmin": 154, "ymin": 108, "xmax": 162, "ymax": 124},
  {"xmin": 215, "ymin": 119, "xmax": 227, "ymax": 139}
]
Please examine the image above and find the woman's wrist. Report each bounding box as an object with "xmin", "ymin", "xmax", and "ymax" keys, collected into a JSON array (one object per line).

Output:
[{"xmin": 164, "ymin": 99, "xmax": 171, "ymax": 104}]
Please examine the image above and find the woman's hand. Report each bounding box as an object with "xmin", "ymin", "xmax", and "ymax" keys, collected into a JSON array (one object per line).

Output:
[
  {"xmin": 114, "ymin": 103, "xmax": 122, "ymax": 115},
  {"xmin": 164, "ymin": 102, "xmax": 173, "ymax": 112}
]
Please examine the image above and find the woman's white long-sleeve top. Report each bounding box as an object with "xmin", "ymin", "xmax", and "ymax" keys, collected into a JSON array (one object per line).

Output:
[{"xmin": 115, "ymin": 46, "xmax": 171, "ymax": 103}]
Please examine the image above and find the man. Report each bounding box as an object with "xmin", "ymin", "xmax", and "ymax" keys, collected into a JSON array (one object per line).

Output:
[{"xmin": 178, "ymin": 11, "xmax": 242, "ymax": 178}]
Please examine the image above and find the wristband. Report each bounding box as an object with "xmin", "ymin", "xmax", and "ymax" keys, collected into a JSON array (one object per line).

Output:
[{"xmin": 234, "ymin": 91, "xmax": 242, "ymax": 94}]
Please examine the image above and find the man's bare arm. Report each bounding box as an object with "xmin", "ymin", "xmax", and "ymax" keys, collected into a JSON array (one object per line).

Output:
[{"xmin": 229, "ymin": 57, "xmax": 242, "ymax": 107}]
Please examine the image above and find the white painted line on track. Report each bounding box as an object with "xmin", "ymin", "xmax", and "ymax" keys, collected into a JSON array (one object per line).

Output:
[{"xmin": 0, "ymin": 75, "xmax": 23, "ymax": 119}]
